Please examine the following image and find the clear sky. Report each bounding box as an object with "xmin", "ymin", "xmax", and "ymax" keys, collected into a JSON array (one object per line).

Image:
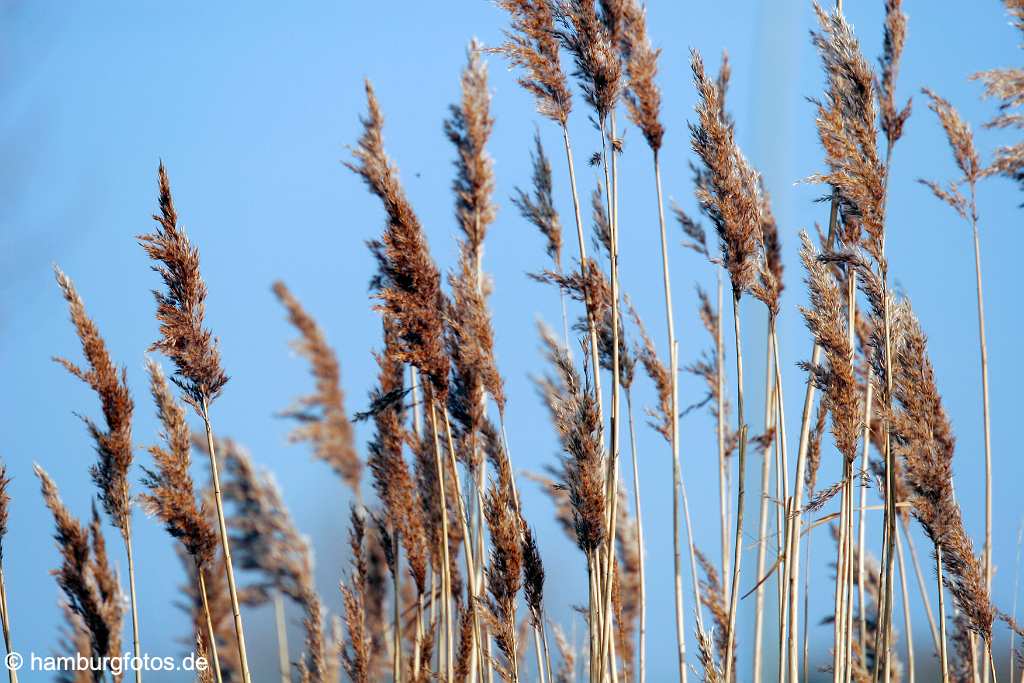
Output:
[{"xmin": 1, "ymin": 1, "xmax": 1022, "ymax": 680}]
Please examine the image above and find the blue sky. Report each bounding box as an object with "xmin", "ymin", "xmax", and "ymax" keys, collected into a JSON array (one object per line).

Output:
[{"xmin": 1, "ymin": 1, "xmax": 1022, "ymax": 680}]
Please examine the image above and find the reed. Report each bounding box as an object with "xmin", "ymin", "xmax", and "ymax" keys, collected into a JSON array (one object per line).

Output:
[{"xmin": 0, "ymin": 464, "xmax": 13, "ymax": 683}]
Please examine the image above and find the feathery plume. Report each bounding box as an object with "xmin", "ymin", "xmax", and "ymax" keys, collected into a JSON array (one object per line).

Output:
[
  {"xmin": 140, "ymin": 359, "xmax": 217, "ymax": 567},
  {"xmin": 918, "ymin": 88, "xmax": 984, "ymax": 220},
  {"xmin": 340, "ymin": 507, "xmax": 371, "ymax": 683},
  {"xmin": 513, "ymin": 131, "xmax": 563, "ymax": 266},
  {"xmin": 890, "ymin": 304, "xmax": 994, "ymax": 640},
  {"xmin": 36, "ymin": 465, "xmax": 124, "ymax": 682},
  {"xmin": 619, "ymin": 0, "xmax": 663, "ymax": 151},
  {"xmin": 879, "ymin": 0, "xmax": 912, "ymax": 152},
  {"xmin": 273, "ymin": 281, "xmax": 361, "ymax": 491},
  {"xmin": 555, "ymin": 0, "xmax": 623, "ymax": 120},
  {"xmin": 689, "ymin": 49, "xmax": 761, "ymax": 296},
  {"xmin": 138, "ymin": 163, "xmax": 228, "ymax": 412},
  {"xmin": 491, "ymin": 0, "xmax": 573, "ymax": 124},
  {"xmin": 348, "ymin": 82, "xmax": 450, "ymax": 399},
  {"xmin": 53, "ymin": 267, "xmax": 135, "ymax": 535}
]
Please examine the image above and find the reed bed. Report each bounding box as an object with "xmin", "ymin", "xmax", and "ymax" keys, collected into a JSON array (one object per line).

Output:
[{"xmin": 7, "ymin": 1, "xmax": 1024, "ymax": 682}]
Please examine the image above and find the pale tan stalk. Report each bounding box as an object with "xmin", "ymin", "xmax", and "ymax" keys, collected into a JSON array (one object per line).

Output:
[
  {"xmin": 723, "ymin": 292, "xmax": 747, "ymax": 683},
  {"xmin": 0, "ymin": 565, "xmax": 14, "ymax": 683},
  {"xmin": 753, "ymin": 327, "xmax": 776, "ymax": 683},
  {"xmin": 717, "ymin": 275, "xmax": 729, "ymax": 587},
  {"xmin": 653, "ymin": 150, "xmax": 685, "ymax": 683},
  {"xmin": 198, "ymin": 568, "xmax": 223, "ymax": 683},
  {"xmin": 626, "ymin": 391, "xmax": 647, "ymax": 683},
  {"xmin": 895, "ymin": 519, "xmax": 914, "ymax": 683},
  {"xmin": 200, "ymin": 399, "xmax": 252, "ymax": 683},
  {"xmin": 772, "ymin": 322, "xmax": 792, "ymax": 683},
  {"xmin": 273, "ymin": 591, "xmax": 289, "ymax": 683},
  {"xmin": 559, "ymin": 125, "xmax": 604, "ymax": 420},
  {"xmin": 393, "ymin": 532, "xmax": 403, "ymax": 683},
  {"xmin": 534, "ymin": 626, "xmax": 547, "ymax": 683},
  {"xmin": 902, "ymin": 517, "xmax": 940, "ymax": 652},
  {"xmin": 937, "ymin": 548, "xmax": 949, "ymax": 683},
  {"xmin": 857, "ymin": 382, "xmax": 874, "ymax": 669},
  {"xmin": 427, "ymin": 401, "xmax": 454, "ymax": 681},
  {"xmin": 970, "ymin": 201, "xmax": 993, "ymax": 682},
  {"xmin": 833, "ymin": 468, "xmax": 850, "ymax": 683},
  {"xmin": 598, "ymin": 114, "xmax": 623, "ymax": 683},
  {"xmin": 123, "ymin": 520, "xmax": 142, "ymax": 683},
  {"xmin": 786, "ymin": 195, "xmax": 839, "ymax": 683}
]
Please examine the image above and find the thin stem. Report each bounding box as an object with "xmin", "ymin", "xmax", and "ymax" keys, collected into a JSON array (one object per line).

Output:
[
  {"xmin": 895, "ymin": 519, "xmax": 915, "ymax": 683},
  {"xmin": 122, "ymin": 517, "xmax": 142, "ymax": 683},
  {"xmin": 198, "ymin": 566, "xmax": 224, "ymax": 683},
  {"xmin": 902, "ymin": 517, "xmax": 940, "ymax": 653},
  {"xmin": 201, "ymin": 398, "xmax": 252, "ymax": 683},
  {"xmin": 717, "ymin": 274, "xmax": 729, "ymax": 588},
  {"xmin": 0, "ymin": 564, "xmax": 15, "ymax": 683},
  {"xmin": 787, "ymin": 192, "xmax": 839, "ymax": 683},
  {"xmin": 857, "ymin": 381, "xmax": 874, "ymax": 670},
  {"xmin": 971, "ymin": 211, "xmax": 993, "ymax": 681},
  {"xmin": 654, "ymin": 150, "xmax": 685, "ymax": 683},
  {"xmin": 753, "ymin": 326, "xmax": 777, "ymax": 683},
  {"xmin": 626, "ymin": 392, "xmax": 647, "ymax": 683},
  {"xmin": 937, "ymin": 548, "xmax": 949, "ymax": 683},
  {"xmin": 393, "ymin": 532, "xmax": 403, "ymax": 683},
  {"xmin": 427, "ymin": 400, "xmax": 454, "ymax": 681},
  {"xmin": 534, "ymin": 626, "xmax": 548, "ymax": 683},
  {"xmin": 273, "ymin": 591, "xmax": 290, "ymax": 683},
  {"xmin": 724, "ymin": 291, "xmax": 747, "ymax": 683}
]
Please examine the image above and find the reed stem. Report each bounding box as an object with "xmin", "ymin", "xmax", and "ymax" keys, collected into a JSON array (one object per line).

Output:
[
  {"xmin": 198, "ymin": 567, "xmax": 224, "ymax": 683},
  {"xmin": 626, "ymin": 392, "xmax": 647, "ymax": 683},
  {"xmin": 724, "ymin": 290, "xmax": 747, "ymax": 683},
  {"xmin": 0, "ymin": 565, "xmax": 15, "ymax": 683},
  {"xmin": 200, "ymin": 399, "xmax": 252, "ymax": 683}
]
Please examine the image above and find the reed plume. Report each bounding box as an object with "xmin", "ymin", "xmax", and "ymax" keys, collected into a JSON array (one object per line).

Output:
[
  {"xmin": 514, "ymin": 131, "xmax": 563, "ymax": 268},
  {"xmin": 139, "ymin": 162, "xmax": 249, "ymax": 683},
  {"xmin": 889, "ymin": 304, "xmax": 995, "ymax": 644},
  {"xmin": 340, "ymin": 507, "xmax": 371, "ymax": 683},
  {"xmin": 554, "ymin": 0, "xmax": 621, "ymax": 122},
  {"xmin": 53, "ymin": 266, "xmax": 141, "ymax": 680},
  {"xmin": 972, "ymin": 0, "xmax": 1024, "ymax": 199},
  {"xmin": 0, "ymin": 461, "xmax": 13, "ymax": 683},
  {"xmin": 36, "ymin": 465, "xmax": 124, "ymax": 683},
  {"xmin": 217, "ymin": 439, "xmax": 329, "ymax": 682},
  {"xmin": 919, "ymin": 87, "xmax": 995, "ymax": 680},
  {"xmin": 491, "ymin": 0, "xmax": 573, "ymax": 124},
  {"xmin": 273, "ymin": 281, "xmax": 361, "ymax": 493}
]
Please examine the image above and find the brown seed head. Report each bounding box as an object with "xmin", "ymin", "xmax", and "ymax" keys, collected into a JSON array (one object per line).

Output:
[
  {"xmin": 53, "ymin": 267, "xmax": 135, "ymax": 534},
  {"xmin": 491, "ymin": 0, "xmax": 573, "ymax": 124},
  {"xmin": 555, "ymin": 0, "xmax": 623, "ymax": 121},
  {"xmin": 138, "ymin": 163, "xmax": 229, "ymax": 412},
  {"xmin": 273, "ymin": 281, "xmax": 362, "ymax": 492},
  {"xmin": 619, "ymin": 0, "xmax": 663, "ymax": 151},
  {"xmin": 139, "ymin": 359, "xmax": 218, "ymax": 567},
  {"xmin": 349, "ymin": 82, "xmax": 450, "ymax": 400},
  {"xmin": 513, "ymin": 131, "xmax": 563, "ymax": 267}
]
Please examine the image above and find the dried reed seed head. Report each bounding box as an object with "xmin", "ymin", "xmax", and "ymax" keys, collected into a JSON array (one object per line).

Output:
[
  {"xmin": 492, "ymin": 0, "xmax": 573, "ymax": 124},
  {"xmin": 879, "ymin": 0, "xmax": 912, "ymax": 149},
  {"xmin": 139, "ymin": 358, "xmax": 217, "ymax": 567},
  {"xmin": 619, "ymin": 0, "xmax": 663, "ymax": 151},
  {"xmin": 890, "ymin": 304, "xmax": 994, "ymax": 640},
  {"xmin": 809, "ymin": 5, "xmax": 887, "ymax": 268},
  {"xmin": 273, "ymin": 281, "xmax": 362, "ymax": 491},
  {"xmin": 366, "ymin": 330, "xmax": 428, "ymax": 593},
  {"xmin": 138, "ymin": 163, "xmax": 229, "ymax": 412},
  {"xmin": 689, "ymin": 48, "xmax": 762, "ymax": 297},
  {"xmin": 35, "ymin": 464, "xmax": 124, "ymax": 669},
  {"xmin": 348, "ymin": 82, "xmax": 451, "ymax": 399},
  {"xmin": 218, "ymin": 439, "xmax": 320, "ymax": 614},
  {"xmin": 555, "ymin": 0, "xmax": 623, "ymax": 121},
  {"xmin": 536, "ymin": 324, "xmax": 606, "ymax": 553},
  {"xmin": 0, "ymin": 461, "xmax": 9, "ymax": 557},
  {"xmin": 53, "ymin": 266, "xmax": 135, "ymax": 534},
  {"xmin": 971, "ymin": 4, "xmax": 1024, "ymax": 198},
  {"xmin": 805, "ymin": 397, "xmax": 828, "ymax": 495},
  {"xmin": 695, "ymin": 547, "xmax": 731, "ymax": 671},
  {"xmin": 918, "ymin": 88, "xmax": 984, "ymax": 221},
  {"xmin": 447, "ymin": 251, "xmax": 506, "ymax": 440},
  {"xmin": 628, "ymin": 300, "xmax": 672, "ymax": 442},
  {"xmin": 591, "ymin": 183, "xmax": 612, "ymax": 258},
  {"xmin": 521, "ymin": 524, "xmax": 546, "ymax": 627},
  {"xmin": 798, "ymin": 232, "xmax": 861, "ymax": 462},
  {"xmin": 750, "ymin": 182, "xmax": 783, "ymax": 315},
  {"xmin": 674, "ymin": 201, "xmax": 710, "ymax": 260},
  {"xmin": 447, "ymin": 40, "xmax": 498, "ymax": 255},
  {"xmin": 483, "ymin": 421, "xmax": 524, "ymax": 678},
  {"xmin": 513, "ymin": 130, "xmax": 563, "ymax": 266}
]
